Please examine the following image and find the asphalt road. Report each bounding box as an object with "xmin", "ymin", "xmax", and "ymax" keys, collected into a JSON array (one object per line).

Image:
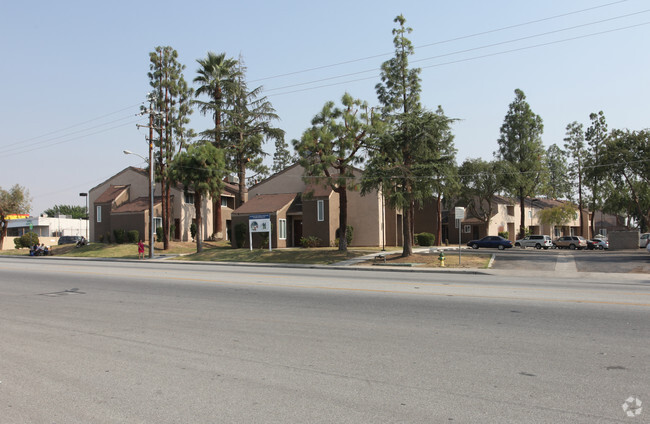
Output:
[
  {"xmin": 0, "ymin": 257, "xmax": 648, "ymax": 423},
  {"xmin": 489, "ymin": 248, "xmax": 650, "ymax": 274}
]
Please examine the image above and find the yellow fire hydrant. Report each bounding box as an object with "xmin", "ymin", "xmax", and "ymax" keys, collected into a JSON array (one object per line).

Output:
[{"xmin": 438, "ymin": 251, "xmax": 445, "ymax": 267}]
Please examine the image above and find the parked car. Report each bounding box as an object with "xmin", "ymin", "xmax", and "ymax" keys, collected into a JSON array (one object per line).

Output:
[
  {"xmin": 467, "ymin": 236, "xmax": 513, "ymax": 250},
  {"xmin": 587, "ymin": 238, "xmax": 609, "ymax": 250},
  {"xmin": 647, "ymin": 242, "xmax": 650, "ymax": 254},
  {"xmin": 514, "ymin": 235, "xmax": 553, "ymax": 249},
  {"xmin": 58, "ymin": 235, "xmax": 83, "ymax": 245},
  {"xmin": 553, "ymin": 235, "xmax": 588, "ymax": 250},
  {"xmin": 640, "ymin": 233, "xmax": 650, "ymax": 248}
]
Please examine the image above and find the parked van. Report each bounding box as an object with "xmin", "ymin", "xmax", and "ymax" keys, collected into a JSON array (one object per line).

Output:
[{"xmin": 514, "ymin": 235, "xmax": 553, "ymax": 249}]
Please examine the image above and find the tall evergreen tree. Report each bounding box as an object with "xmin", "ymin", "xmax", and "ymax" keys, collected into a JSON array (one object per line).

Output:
[
  {"xmin": 584, "ymin": 111, "xmax": 609, "ymax": 236},
  {"xmin": 496, "ymin": 88, "xmax": 545, "ymax": 239},
  {"xmin": 225, "ymin": 58, "xmax": 284, "ymax": 204},
  {"xmin": 193, "ymin": 51, "xmax": 239, "ymax": 239},
  {"xmin": 563, "ymin": 121, "xmax": 587, "ymax": 235},
  {"xmin": 458, "ymin": 159, "xmax": 508, "ymax": 229},
  {"xmin": 293, "ymin": 93, "xmax": 380, "ymax": 251},
  {"xmin": 272, "ymin": 137, "xmax": 296, "ymax": 174},
  {"xmin": 148, "ymin": 46, "xmax": 193, "ymax": 249},
  {"xmin": 365, "ymin": 14, "xmax": 427, "ymax": 257},
  {"xmin": 543, "ymin": 144, "xmax": 572, "ymax": 200}
]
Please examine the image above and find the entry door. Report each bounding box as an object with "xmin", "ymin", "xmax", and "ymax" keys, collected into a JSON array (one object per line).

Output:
[{"xmin": 293, "ymin": 219, "xmax": 303, "ymax": 247}]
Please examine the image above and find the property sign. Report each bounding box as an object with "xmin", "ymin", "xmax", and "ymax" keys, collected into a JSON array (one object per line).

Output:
[
  {"xmin": 454, "ymin": 207, "xmax": 465, "ymax": 220},
  {"xmin": 248, "ymin": 214, "xmax": 272, "ymax": 251},
  {"xmin": 249, "ymin": 214, "xmax": 271, "ymax": 233}
]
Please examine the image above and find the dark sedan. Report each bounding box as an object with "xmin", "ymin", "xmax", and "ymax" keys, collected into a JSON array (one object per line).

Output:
[{"xmin": 467, "ymin": 236, "xmax": 513, "ymax": 250}]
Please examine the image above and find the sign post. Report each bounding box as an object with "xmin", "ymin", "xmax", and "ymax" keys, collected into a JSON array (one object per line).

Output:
[
  {"xmin": 454, "ymin": 207, "xmax": 465, "ymax": 265},
  {"xmin": 248, "ymin": 214, "xmax": 272, "ymax": 252}
]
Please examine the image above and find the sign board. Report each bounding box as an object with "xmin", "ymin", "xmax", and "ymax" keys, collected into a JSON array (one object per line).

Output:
[
  {"xmin": 249, "ymin": 214, "xmax": 271, "ymax": 233},
  {"xmin": 454, "ymin": 207, "xmax": 465, "ymax": 220},
  {"xmin": 28, "ymin": 220, "xmax": 33, "ymax": 230},
  {"xmin": 248, "ymin": 214, "xmax": 272, "ymax": 251}
]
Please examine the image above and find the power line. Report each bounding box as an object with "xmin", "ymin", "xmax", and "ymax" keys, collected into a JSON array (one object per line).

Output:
[
  {"xmin": 4, "ymin": 117, "xmax": 147, "ymax": 158},
  {"xmin": 3, "ymin": 114, "xmax": 146, "ymax": 154},
  {"xmin": 9, "ymin": 102, "xmax": 144, "ymax": 147},
  {"xmin": 250, "ymin": 0, "xmax": 629, "ymax": 83},
  {"xmin": 265, "ymin": 20, "xmax": 650, "ymax": 97}
]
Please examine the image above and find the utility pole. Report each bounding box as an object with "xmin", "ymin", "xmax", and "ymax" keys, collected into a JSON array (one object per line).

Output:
[{"xmin": 134, "ymin": 93, "xmax": 161, "ymax": 259}]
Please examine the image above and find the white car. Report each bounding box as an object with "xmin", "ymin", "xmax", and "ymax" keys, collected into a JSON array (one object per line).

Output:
[
  {"xmin": 640, "ymin": 233, "xmax": 650, "ymax": 248},
  {"xmin": 514, "ymin": 235, "xmax": 553, "ymax": 249}
]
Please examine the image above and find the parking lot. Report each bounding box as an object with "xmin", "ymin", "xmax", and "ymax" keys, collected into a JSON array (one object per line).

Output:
[{"xmin": 489, "ymin": 248, "xmax": 650, "ymax": 274}]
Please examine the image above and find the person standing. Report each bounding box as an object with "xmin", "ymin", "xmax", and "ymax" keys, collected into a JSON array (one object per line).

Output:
[{"xmin": 137, "ymin": 239, "xmax": 145, "ymax": 259}]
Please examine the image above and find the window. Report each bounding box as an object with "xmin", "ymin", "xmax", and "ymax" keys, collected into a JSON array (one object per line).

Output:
[
  {"xmin": 317, "ymin": 200, "xmax": 324, "ymax": 221},
  {"xmin": 507, "ymin": 206, "xmax": 515, "ymax": 216},
  {"xmin": 463, "ymin": 225, "xmax": 471, "ymax": 234},
  {"xmin": 528, "ymin": 210, "xmax": 532, "ymax": 218},
  {"xmin": 221, "ymin": 197, "xmax": 228, "ymax": 207},
  {"xmin": 184, "ymin": 192, "xmax": 194, "ymax": 204},
  {"xmin": 279, "ymin": 219, "xmax": 287, "ymax": 240},
  {"xmin": 96, "ymin": 206, "xmax": 101, "ymax": 223},
  {"xmin": 153, "ymin": 217, "xmax": 162, "ymax": 230}
]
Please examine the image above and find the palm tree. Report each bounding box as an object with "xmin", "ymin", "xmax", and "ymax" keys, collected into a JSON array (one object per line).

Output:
[{"xmin": 193, "ymin": 52, "xmax": 238, "ymax": 239}]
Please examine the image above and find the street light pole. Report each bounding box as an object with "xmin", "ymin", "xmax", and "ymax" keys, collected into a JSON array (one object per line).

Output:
[
  {"xmin": 78, "ymin": 192, "xmax": 88, "ymax": 240},
  {"xmin": 124, "ymin": 150, "xmax": 154, "ymax": 259}
]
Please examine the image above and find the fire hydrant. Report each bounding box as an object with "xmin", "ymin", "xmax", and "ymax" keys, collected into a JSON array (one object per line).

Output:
[{"xmin": 438, "ymin": 251, "xmax": 445, "ymax": 267}]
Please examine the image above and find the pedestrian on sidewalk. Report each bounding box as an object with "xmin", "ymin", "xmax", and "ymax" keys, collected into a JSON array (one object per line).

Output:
[{"xmin": 137, "ymin": 239, "xmax": 145, "ymax": 259}]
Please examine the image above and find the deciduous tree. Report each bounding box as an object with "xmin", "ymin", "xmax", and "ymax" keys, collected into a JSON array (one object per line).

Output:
[
  {"xmin": 43, "ymin": 204, "xmax": 87, "ymax": 219},
  {"xmin": 0, "ymin": 185, "xmax": 31, "ymax": 249},
  {"xmin": 170, "ymin": 143, "xmax": 226, "ymax": 253}
]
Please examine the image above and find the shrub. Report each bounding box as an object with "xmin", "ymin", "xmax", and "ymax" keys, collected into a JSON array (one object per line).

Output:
[
  {"xmin": 104, "ymin": 231, "xmax": 112, "ymax": 243},
  {"xmin": 113, "ymin": 229, "xmax": 126, "ymax": 244},
  {"xmin": 498, "ymin": 231, "xmax": 509, "ymax": 240},
  {"xmin": 300, "ymin": 236, "xmax": 321, "ymax": 248},
  {"xmin": 416, "ymin": 232, "xmax": 436, "ymax": 246},
  {"xmin": 234, "ymin": 222, "xmax": 248, "ymax": 248},
  {"xmin": 14, "ymin": 232, "xmax": 39, "ymax": 249},
  {"xmin": 334, "ymin": 225, "xmax": 354, "ymax": 247},
  {"xmin": 156, "ymin": 227, "xmax": 163, "ymax": 242},
  {"xmin": 190, "ymin": 223, "xmax": 197, "ymax": 241},
  {"xmin": 170, "ymin": 224, "xmax": 176, "ymax": 240},
  {"xmin": 127, "ymin": 230, "xmax": 139, "ymax": 244}
]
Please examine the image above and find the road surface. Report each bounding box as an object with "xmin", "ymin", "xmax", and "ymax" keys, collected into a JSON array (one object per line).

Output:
[{"xmin": 0, "ymin": 257, "xmax": 648, "ymax": 423}]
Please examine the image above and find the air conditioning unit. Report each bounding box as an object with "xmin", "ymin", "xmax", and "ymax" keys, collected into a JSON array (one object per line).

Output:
[{"xmin": 227, "ymin": 175, "xmax": 239, "ymax": 184}]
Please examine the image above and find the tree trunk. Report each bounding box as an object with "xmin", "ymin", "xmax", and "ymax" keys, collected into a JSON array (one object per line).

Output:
[
  {"xmin": 338, "ymin": 186, "xmax": 348, "ymax": 252},
  {"xmin": 519, "ymin": 190, "xmax": 526, "ymax": 239},
  {"xmin": 402, "ymin": 204, "xmax": 413, "ymax": 257},
  {"xmin": 195, "ymin": 194, "xmax": 203, "ymax": 253},
  {"xmin": 0, "ymin": 218, "xmax": 7, "ymax": 250},
  {"xmin": 214, "ymin": 196, "xmax": 223, "ymax": 239},
  {"xmin": 163, "ymin": 182, "xmax": 170, "ymax": 250},
  {"xmin": 578, "ymin": 166, "xmax": 584, "ymax": 237},
  {"xmin": 435, "ymin": 193, "xmax": 442, "ymax": 246}
]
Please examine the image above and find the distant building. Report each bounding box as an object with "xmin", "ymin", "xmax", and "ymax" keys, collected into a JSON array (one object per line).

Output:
[{"xmin": 1, "ymin": 215, "xmax": 88, "ymax": 250}]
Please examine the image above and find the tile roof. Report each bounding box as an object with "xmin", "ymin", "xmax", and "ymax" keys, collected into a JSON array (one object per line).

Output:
[
  {"xmin": 96, "ymin": 185, "xmax": 129, "ymax": 203},
  {"xmin": 232, "ymin": 193, "xmax": 297, "ymax": 215}
]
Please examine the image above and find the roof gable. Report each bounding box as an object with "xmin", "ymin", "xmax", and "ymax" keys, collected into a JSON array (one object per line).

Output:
[
  {"xmin": 232, "ymin": 193, "xmax": 298, "ymax": 215},
  {"xmin": 96, "ymin": 185, "xmax": 129, "ymax": 204}
]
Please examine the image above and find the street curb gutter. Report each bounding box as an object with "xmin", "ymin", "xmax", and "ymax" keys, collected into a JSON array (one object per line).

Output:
[{"xmin": 0, "ymin": 254, "xmax": 492, "ymax": 275}]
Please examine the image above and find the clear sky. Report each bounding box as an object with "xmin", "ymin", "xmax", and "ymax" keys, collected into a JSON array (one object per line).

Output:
[{"xmin": 2, "ymin": 0, "xmax": 649, "ymax": 215}]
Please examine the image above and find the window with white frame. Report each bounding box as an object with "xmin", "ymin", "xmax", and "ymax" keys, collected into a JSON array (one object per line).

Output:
[
  {"xmin": 463, "ymin": 225, "xmax": 471, "ymax": 233},
  {"xmin": 317, "ymin": 200, "xmax": 324, "ymax": 221},
  {"xmin": 184, "ymin": 192, "xmax": 194, "ymax": 204},
  {"xmin": 279, "ymin": 219, "xmax": 287, "ymax": 240},
  {"xmin": 96, "ymin": 205, "xmax": 102, "ymax": 223},
  {"xmin": 153, "ymin": 217, "xmax": 162, "ymax": 230},
  {"xmin": 221, "ymin": 197, "xmax": 228, "ymax": 207}
]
